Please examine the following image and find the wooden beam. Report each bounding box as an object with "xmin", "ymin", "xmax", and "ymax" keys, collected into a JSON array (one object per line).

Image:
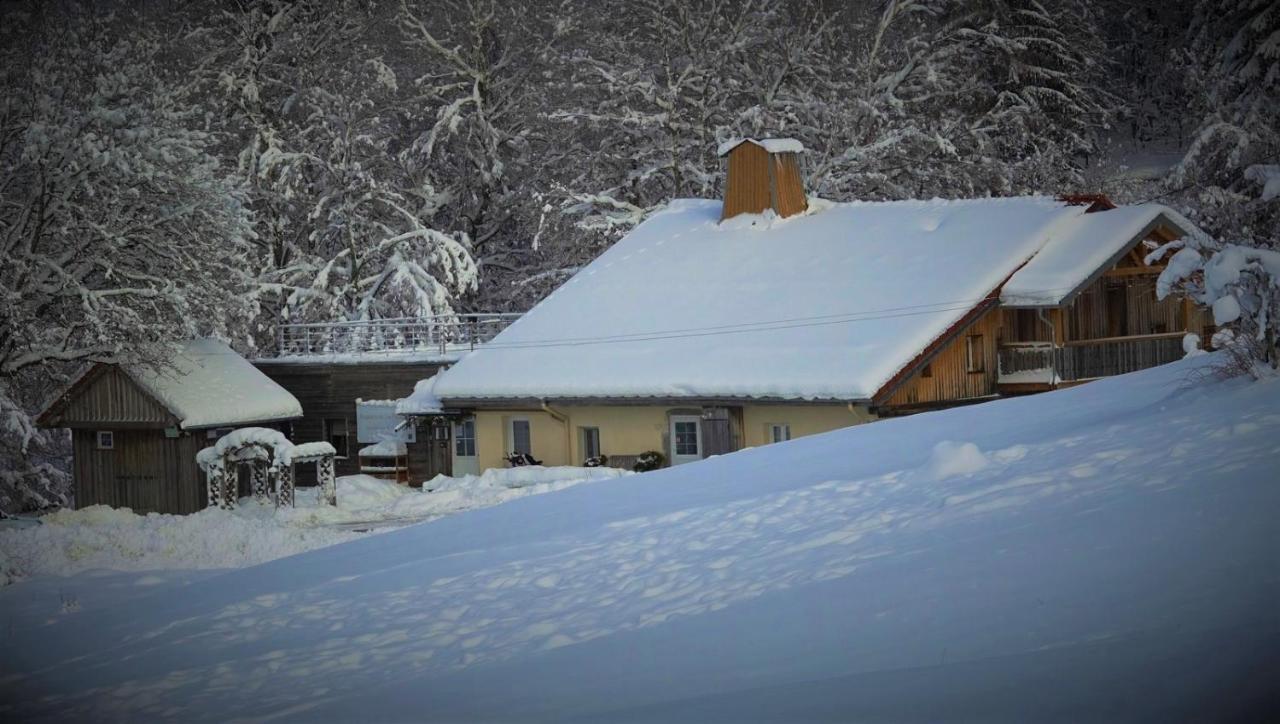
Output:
[
  {"xmin": 1061, "ymin": 331, "xmax": 1185, "ymax": 347},
  {"xmin": 1105, "ymin": 265, "xmax": 1166, "ymax": 278}
]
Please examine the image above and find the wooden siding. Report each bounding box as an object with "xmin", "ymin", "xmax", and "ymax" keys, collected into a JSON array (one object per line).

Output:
[
  {"xmin": 254, "ymin": 361, "xmax": 452, "ymax": 484},
  {"xmin": 1068, "ymin": 277, "xmax": 1203, "ymax": 341},
  {"xmin": 1004, "ymin": 277, "xmax": 1209, "ymax": 345},
  {"xmin": 721, "ymin": 144, "xmax": 807, "ymax": 221},
  {"xmin": 1001, "ymin": 308, "xmax": 1056, "ymax": 343},
  {"xmin": 73, "ymin": 429, "xmax": 209, "ymax": 514},
  {"xmin": 770, "ymin": 153, "xmax": 808, "ymax": 218},
  {"xmin": 884, "ymin": 307, "xmax": 1002, "ymax": 407},
  {"xmin": 722, "ymin": 142, "xmax": 771, "ymax": 219},
  {"xmin": 53, "ymin": 366, "xmax": 175, "ymax": 428}
]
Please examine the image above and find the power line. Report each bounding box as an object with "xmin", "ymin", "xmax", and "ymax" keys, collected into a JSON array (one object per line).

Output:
[{"xmin": 472, "ymin": 280, "xmax": 1097, "ymax": 352}]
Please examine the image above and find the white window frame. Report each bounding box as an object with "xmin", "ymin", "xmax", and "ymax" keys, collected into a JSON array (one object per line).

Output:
[
  {"xmin": 454, "ymin": 417, "xmax": 477, "ymax": 458},
  {"xmin": 507, "ymin": 416, "xmax": 532, "ymax": 456},
  {"xmin": 96, "ymin": 430, "xmax": 115, "ymax": 450},
  {"xmin": 768, "ymin": 423, "xmax": 791, "ymax": 444},
  {"xmin": 669, "ymin": 415, "xmax": 703, "ymax": 465}
]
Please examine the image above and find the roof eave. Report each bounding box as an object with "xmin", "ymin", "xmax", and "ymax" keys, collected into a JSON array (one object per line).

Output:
[
  {"xmin": 179, "ymin": 412, "xmax": 304, "ymax": 431},
  {"xmin": 435, "ymin": 394, "xmax": 872, "ymax": 409}
]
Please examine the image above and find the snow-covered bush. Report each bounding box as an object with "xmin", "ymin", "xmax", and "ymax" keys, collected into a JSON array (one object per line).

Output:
[
  {"xmin": 1151, "ymin": 233, "xmax": 1280, "ymax": 373},
  {"xmin": 633, "ymin": 451, "xmax": 665, "ymax": 472}
]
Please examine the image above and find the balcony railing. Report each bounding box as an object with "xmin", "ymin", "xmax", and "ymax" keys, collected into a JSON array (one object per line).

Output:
[
  {"xmin": 999, "ymin": 332, "xmax": 1186, "ymax": 384},
  {"xmin": 274, "ymin": 313, "xmax": 522, "ymax": 358}
]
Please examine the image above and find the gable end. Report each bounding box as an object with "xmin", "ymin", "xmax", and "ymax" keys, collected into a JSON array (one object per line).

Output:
[{"xmin": 39, "ymin": 365, "xmax": 179, "ymax": 429}]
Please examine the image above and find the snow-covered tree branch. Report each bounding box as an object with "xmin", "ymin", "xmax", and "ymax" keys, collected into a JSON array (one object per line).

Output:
[{"xmin": 0, "ymin": 4, "xmax": 257, "ymax": 512}]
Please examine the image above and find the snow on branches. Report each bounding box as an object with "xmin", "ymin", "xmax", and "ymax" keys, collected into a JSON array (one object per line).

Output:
[
  {"xmin": 1151, "ymin": 233, "xmax": 1280, "ymax": 372},
  {"xmin": 0, "ymin": 6, "xmax": 255, "ymax": 512}
]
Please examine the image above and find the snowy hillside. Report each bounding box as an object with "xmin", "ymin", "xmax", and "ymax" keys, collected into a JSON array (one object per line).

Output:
[{"xmin": 2, "ymin": 357, "xmax": 1278, "ymax": 721}]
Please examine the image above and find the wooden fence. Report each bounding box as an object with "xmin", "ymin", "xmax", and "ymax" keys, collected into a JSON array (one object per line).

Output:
[{"xmin": 999, "ymin": 332, "xmax": 1186, "ymax": 383}]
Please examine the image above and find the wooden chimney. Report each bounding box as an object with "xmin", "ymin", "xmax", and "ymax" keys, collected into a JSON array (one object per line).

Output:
[{"xmin": 718, "ymin": 138, "xmax": 808, "ymax": 221}]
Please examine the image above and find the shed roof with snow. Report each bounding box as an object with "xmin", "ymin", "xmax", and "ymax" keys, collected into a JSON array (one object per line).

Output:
[{"xmin": 39, "ymin": 339, "xmax": 303, "ymax": 430}]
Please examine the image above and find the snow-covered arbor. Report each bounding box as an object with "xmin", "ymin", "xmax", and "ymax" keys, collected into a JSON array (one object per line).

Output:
[{"xmin": 196, "ymin": 428, "xmax": 337, "ymax": 510}]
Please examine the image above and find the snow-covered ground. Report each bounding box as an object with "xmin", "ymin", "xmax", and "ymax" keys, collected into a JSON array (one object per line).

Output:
[
  {"xmin": 2, "ymin": 356, "xmax": 1278, "ymax": 721},
  {"xmin": 0, "ymin": 466, "xmax": 627, "ymax": 587}
]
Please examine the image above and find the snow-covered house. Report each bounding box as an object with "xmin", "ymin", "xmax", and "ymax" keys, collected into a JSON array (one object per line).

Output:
[
  {"xmin": 37, "ymin": 339, "xmax": 303, "ymax": 514},
  {"xmin": 410, "ymin": 140, "xmax": 1208, "ymax": 473}
]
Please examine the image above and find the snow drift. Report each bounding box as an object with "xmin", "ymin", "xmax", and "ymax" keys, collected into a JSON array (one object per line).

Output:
[
  {"xmin": 0, "ymin": 467, "xmax": 627, "ymax": 584},
  {"xmin": 1, "ymin": 356, "xmax": 1277, "ymax": 721}
]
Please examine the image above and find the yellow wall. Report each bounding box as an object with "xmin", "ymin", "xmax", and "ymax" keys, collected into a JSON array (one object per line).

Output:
[
  {"xmin": 471, "ymin": 403, "xmax": 875, "ymax": 472},
  {"xmin": 741, "ymin": 405, "xmax": 876, "ymax": 447}
]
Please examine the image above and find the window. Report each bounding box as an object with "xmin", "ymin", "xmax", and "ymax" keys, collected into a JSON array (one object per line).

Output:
[
  {"xmin": 674, "ymin": 420, "xmax": 699, "ymax": 456},
  {"xmin": 921, "ymin": 363, "xmax": 933, "ymax": 378},
  {"xmin": 96, "ymin": 430, "xmax": 115, "ymax": 450},
  {"xmin": 768, "ymin": 424, "xmax": 791, "ymax": 444},
  {"xmin": 509, "ymin": 418, "xmax": 532, "ymax": 455},
  {"xmin": 966, "ymin": 334, "xmax": 985, "ymax": 373},
  {"xmin": 324, "ymin": 418, "xmax": 350, "ymax": 458},
  {"xmin": 580, "ymin": 427, "xmax": 601, "ymax": 459},
  {"xmin": 454, "ymin": 418, "xmax": 476, "ymax": 457}
]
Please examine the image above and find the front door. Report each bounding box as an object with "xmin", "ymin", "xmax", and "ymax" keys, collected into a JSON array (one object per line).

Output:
[
  {"xmin": 669, "ymin": 415, "xmax": 703, "ymax": 465},
  {"xmin": 452, "ymin": 417, "xmax": 479, "ymax": 476}
]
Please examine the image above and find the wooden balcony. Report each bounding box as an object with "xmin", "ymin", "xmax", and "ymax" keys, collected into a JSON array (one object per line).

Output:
[
  {"xmin": 273, "ymin": 313, "xmax": 522, "ymax": 359},
  {"xmin": 998, "ymin": 332, "xmax": 1186, "ymax": 389}
]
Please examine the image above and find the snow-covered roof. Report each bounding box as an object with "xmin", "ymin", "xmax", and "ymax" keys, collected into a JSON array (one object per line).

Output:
[
  {"xmin": 396, "ymin": 375, "xmax": 444, "ymax": 415},
  {"xmin": 716, "ymin": 137, "xmax": 805, "ymax": 157},
  {"xmin": 1001, "ymin": 203, "xmax": 1198, "ymax": 308},
  {"xmin": 433, "ymin": 197, "xmax": 1087, "ymax": 403},
  {"xmin": 359, "ymin": 440, "xmax": 408, "ymax": 457},
  {"xmin": 130, "ymin": 339, "xmax": 303, "ymax": 429}
]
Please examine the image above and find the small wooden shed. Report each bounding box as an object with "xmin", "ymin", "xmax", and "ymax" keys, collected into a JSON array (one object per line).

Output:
[
  {"xmin": 37, "ymin": 339, "xmax": 303, "ymax": 514},
  {"xmin": 717, "ymin": 137, "xmax": 808, "ymax": 221}
]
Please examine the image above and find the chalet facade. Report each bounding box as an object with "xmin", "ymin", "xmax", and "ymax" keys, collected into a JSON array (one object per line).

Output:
[
  {"xmin": 36, "ymin": 340, "xmax": 302, "ymax": 514},
  {"xmin": 407, "ymin": 138, "xmax": 1207, "ymax": 473}
]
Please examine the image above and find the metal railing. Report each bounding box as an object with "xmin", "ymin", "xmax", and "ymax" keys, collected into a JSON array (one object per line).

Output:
[
  {"xmin": 274, "ymin": 313, "xmax": 522, "ymax": 357},
  {"xmin": 999, "ymin": 332, "xmax": 1186, "ymax": 383}
]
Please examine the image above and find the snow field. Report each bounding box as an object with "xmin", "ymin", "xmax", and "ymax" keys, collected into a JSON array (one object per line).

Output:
[{"xmin": 2, "ymin": 356, "xmax": 1277, "ymax": 721}]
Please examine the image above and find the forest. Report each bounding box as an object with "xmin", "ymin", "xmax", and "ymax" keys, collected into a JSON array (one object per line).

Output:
[{"xmin": 1, "ymin": 0, "xmax": 1276, "ymax": 512}]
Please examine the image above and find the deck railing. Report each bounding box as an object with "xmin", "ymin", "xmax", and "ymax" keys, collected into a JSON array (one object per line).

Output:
[
  {"xmin": 999, "ymin": 332, "xmax": 1186, "ymax": 384},
  {"xmin": 274, "ymin": 313, "xmax": 522, "ymax": 357}
]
